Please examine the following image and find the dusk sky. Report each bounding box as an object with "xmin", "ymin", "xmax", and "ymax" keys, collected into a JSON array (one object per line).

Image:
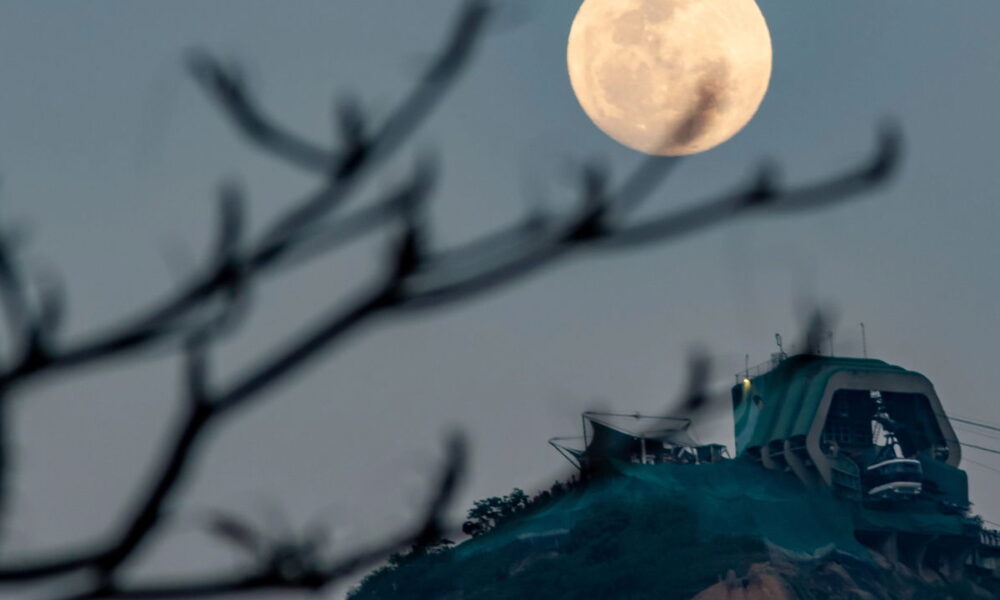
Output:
[{"xmin": 0, "ymin": 1, "xmax": 998, "ymax": 595}]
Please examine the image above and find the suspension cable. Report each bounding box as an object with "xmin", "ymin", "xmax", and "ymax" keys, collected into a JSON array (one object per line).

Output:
[{"xmin": 950, "ymin": 415, "xmax": 1000, "ymax": 434}]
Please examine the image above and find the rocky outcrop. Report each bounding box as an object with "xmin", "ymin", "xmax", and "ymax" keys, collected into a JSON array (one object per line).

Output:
[
  {"xmin": 692, "ymin": 564, "xmax": 793, "ymax": 600},
  {"xmin": 691, "ymin": 554, "xmax": 999, "ymax": 600}
]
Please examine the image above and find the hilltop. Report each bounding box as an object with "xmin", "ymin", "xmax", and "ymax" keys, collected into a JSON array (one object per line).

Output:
[{"xmin": 349, "ymin": 459, "xmax": 999, "ymax": 599}]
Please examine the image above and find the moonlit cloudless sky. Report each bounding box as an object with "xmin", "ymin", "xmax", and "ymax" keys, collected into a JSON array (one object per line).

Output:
[{"xmin": 0, "ymin": 0, "xmax": 999, "ymax": 594}]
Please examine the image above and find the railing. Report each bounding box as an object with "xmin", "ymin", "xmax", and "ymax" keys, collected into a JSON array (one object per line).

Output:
[
  {"xmin": 981, "ymin": 528, "xmax": 1000, "ymax": 549},
  {"xmin": 734, "ymin": 356, "xmax": 784, "ymax": 383}
]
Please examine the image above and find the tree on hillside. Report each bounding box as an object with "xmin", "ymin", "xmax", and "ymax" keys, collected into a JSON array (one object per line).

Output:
[
  {"xmin": 0, "ymin": 1, "xmax": 899, "ymax": 598},
  {"xmin": 463, "ymin": 488, "xmax": 531, "ymax": 538}
]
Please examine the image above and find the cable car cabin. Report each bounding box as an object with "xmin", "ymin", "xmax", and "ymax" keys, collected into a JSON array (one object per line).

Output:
[
  {"xmin": 732, "ymin": 354, "xmax": 969, "ymax": 514},
  {"xmin": 864, "ymin": 457, "xmax": 923, "ymax": 499}
]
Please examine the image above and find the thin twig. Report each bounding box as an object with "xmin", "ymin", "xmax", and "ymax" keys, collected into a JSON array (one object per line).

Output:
[{"xmin": 0, "ymin": 1, "xmax": 903, "ymax": 595}]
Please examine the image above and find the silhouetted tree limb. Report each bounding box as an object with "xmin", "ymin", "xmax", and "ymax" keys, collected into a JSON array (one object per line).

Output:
[
  {"xmin": 52, "ymin": 435, "xmax": 467, "ymax": 600},
  {"xmin": 0, "ymin": 230, "xmax": 36, "ymax": 358},
  {"xmin": 392, "ymin": 123, "xmax": 899, "ymax": 311},
  {"xmin": 0, "ymin": 2, "xmax": 492, "ymax": 390},
  {"xmin": 0, "ymin": 0, "xmax": 904, "ymax": 597},
  {"xmin": 0, "ymin": 2, "xmax": 494, "ymax": 590}
]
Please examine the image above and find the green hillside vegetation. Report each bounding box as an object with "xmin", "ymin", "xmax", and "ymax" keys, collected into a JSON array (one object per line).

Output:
[
  {"xmin": 350, "ymin": 494, "xmax": 766, "ymax": 599},
  {"xmin": 349, "ymin": 459, "xmax": 995, "ymax": 600}
]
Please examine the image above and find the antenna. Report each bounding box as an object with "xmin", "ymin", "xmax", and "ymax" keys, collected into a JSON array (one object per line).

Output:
[
  {"xmin": 774, "ymin": 333, "xmax": 785, "ymax": 359},
  {"xmin": 860, "ymin": 322, "xmax": 868, "ymax": 358},
  {"xmin": 745, "ymin": 353, "xmax": 749, "ymax": 378}
]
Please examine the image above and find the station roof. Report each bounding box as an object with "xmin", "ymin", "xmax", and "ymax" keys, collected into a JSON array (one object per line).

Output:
[{"xmin": 736, "ymin": 355, "xmax": 916, "ymax": 451}]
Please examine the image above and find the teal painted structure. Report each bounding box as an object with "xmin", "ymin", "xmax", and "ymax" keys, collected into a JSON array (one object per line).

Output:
[
  {"xmin": 728, "ymin": 353, "xmax": 980, "ymax": 572},
  {"xmin": 537, "ymin": 353, "xmax": 987, "ymax": 576},
  {"xmin": 731, "ymin": 355, "xmax": 962, "ymax": 480},
  {"xmin": 733, "ymin": 355, "xmax": 909, "ymax": 456}
]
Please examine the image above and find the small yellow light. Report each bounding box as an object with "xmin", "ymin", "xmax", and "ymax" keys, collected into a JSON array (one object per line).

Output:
[{"xmin": 742, "ymin": 378, "xmax": 751, "ymax": 387}]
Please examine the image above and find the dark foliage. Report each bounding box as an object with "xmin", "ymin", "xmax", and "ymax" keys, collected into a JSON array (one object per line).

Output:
[
  {"xmin": 352, "ymin": 485, "xmax": 998, "ymax": 600},
  {"xmin": 350, "ymin": 491, "xmax": 768, "ymax": 600},
  {"xmin": 462, "ymin": 480, "xmax": 580, "ymax": 538}
]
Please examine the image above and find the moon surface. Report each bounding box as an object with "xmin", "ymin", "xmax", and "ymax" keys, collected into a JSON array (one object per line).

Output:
[{"xmin": 567, "ymin": 0, "xmax": 772, "ymax": 156}]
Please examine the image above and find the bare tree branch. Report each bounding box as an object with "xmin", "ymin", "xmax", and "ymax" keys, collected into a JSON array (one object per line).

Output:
[
  {"xmin": 0, "ymin": 0, "xmax": 904, "ymax": 597},
  {"xmin": 186, "ymin": 56, "xmax": 334, "ymax": 172},
  {"xmin": 0, "ymin": 227, "xmax": 40, "ymax": 362},
  {"xmin": 51, "ymin": 435, "xmax": 467, "ymax": 600},
  {"xmin": 0, "ymin": 4, "xmax": 496, "ymax": 588},
  {"xmin": 600, "ymin": 121, "xmax": 902, "ymax": 249},
  {"xmin": 0, "ymin": 2, "xmax": 493, "ymax": 389}
]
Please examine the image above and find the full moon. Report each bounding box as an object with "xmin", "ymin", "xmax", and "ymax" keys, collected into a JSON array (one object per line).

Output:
[{"xmin": 567, "ymin": 0, "xmax": 772, "ymax": 156}]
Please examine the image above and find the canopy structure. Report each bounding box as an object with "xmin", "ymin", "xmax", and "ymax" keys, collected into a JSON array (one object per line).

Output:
[{"xmin": 550, "ymin": 411, "xmax": 728, "ymax": 473}]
